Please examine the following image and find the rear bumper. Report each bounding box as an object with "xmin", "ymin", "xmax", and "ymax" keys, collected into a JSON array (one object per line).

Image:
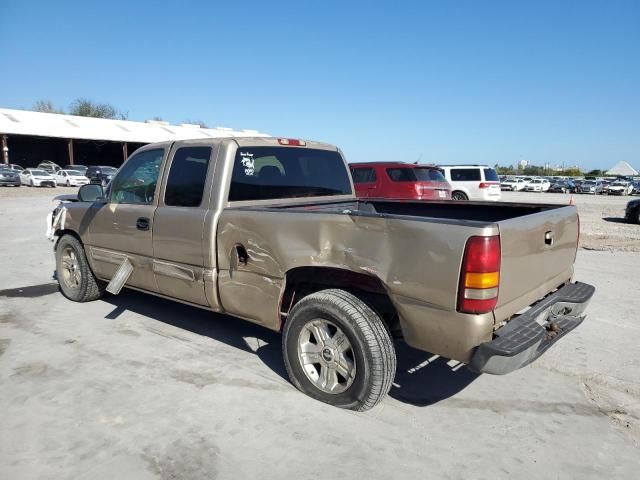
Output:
[{"xmin": 469, "ymin": 281, "xmax": 595, "ymax": 375}]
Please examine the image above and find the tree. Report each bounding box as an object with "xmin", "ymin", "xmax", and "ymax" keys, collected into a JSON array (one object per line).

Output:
[
  {"xmin": 33, "ymin": 99, "xmax": 64, "ymax": 114},
  {"xmin": 183, "ymin": 119, "xmax": 208, "ymax": 128},
  {"xmin": 586, "ymin": 169, "xmax": 603, "ymax": 176},
  {"xmin": 68, "ymin": 98, "xmax": 119, "ymax": 119}
]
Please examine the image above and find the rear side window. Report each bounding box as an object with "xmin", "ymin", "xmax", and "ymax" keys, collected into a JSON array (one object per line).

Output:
[
  {"xmin": 351, "ymin": 167, "xmax": 377, "ymax": 183},
  {"xmin": 483, "ymin": 168, "xmax": 499, "ymax": 181},
  {"xmin": 415, "ymin": 168, "xmax": 446, "ymax": 182},
  {"xmin": 229, "ymin": 147, "xmax": 352, "ymax": 202},
  {"xmin": 165, "ymin": 146, "xmax": 212, "ymax": 207},
  {"xmin": 387, "ymin": 168, "xmax": 447, "ymax": 182},
  {"xmin": 450, "ymin": 168, "xmax": 481, "ymax": 181},
  {"xmin": 386, "ymin": 168, "xmax": 416, "ymax": 182}
]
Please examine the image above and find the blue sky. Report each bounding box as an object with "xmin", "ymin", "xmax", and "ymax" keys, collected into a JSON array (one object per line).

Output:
[{"xmin": 0, "ymin": 0, "xmax": 638, "ymax": 170}]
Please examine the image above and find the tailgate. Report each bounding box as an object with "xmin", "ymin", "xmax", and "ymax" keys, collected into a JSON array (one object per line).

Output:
[{"xmin": 494, "ymin": 205, "xmax": 579, "ymax": 322}]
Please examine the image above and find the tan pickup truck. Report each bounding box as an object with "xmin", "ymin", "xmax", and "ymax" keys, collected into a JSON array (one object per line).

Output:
[{"xmin": 50, "ymin": 137, "xmax": 594, "ymax": 411}]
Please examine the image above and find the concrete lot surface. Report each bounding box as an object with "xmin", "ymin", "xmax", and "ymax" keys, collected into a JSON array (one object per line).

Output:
[{"xmin": 1, "ymin": 188, "xmax": 639, "ymax": 479}]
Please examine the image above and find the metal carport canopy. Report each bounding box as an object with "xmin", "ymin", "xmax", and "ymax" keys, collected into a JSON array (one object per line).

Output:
[{"xmin": 0, "ymin": 108, "xmax": 269, "ymax": 143}]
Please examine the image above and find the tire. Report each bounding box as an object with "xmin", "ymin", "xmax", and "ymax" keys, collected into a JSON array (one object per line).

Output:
[
  {"xmin": 451, "ymin": 191, "xmax": 468, "ymax": 201},
  {"xmin": 55, "ymin": 234, "xmax": 105, "ymax": 302},
  {"xmin": 30, "ymin": 179, "xmax": 34, "ymax": 187},
  {"xmin": 66, "ymin": 180, "xmax": 70, "ymax": 186},
  {"xmin": 282, "ymin": 289, "xmax": 396, "ymax": 411},
  {"xmin": 633, "ymin": 207, "xmax": 640, "ymax": 225}
]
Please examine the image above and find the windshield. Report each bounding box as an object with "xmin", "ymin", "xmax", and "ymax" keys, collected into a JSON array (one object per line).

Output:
[
  {"xmin": 31, "ymin": 170, "xmax": 49, "ymax": 175},
  {"xmin": 229, "ymin": 147, "xmax": 352, "ymax": 202},
  {"xmin": 101, "ymin": 167, "xmax": 118, "ymax": 174},
  {"xmin": 582, "ymin": 181, "xmax": 595, "ymax": 186},
  {"xmin": 64, "ymin": 170, "xmax": 83, "ymax": 176}
]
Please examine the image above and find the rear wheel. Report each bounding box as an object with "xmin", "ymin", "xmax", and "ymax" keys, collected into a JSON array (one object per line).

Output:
[
  {"xmin": 282, "ymin": 289, "xmax": 396, "ymax": 411},
  {"xmin": 633, "ymin": 207, "xmax": 640, "ymax": 225},
  {"xmin": 55, "ymin": 234, "xmax": 105, "ymax": 302},
  {"xmin": 451, "ymin": 191, "xmax": 468, "ymax": 201}
]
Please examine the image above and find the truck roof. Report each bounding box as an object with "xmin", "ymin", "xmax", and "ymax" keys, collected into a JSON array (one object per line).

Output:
[{"xmin": 349, "ymin": 162, "xmax": 439, "ymax": 168}]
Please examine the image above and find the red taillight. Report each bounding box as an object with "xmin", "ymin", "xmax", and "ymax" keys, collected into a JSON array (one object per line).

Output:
[
  {"xmin": 479, "ymin": 182, "xmax": 497, "ymax": 189},
  {"xmin": 458, "ymin": 235, "xmax": 501, "ymax": 314},
  {"xmin": 277, "ymin": 138, "xmax": 306, "ymax": 146}
]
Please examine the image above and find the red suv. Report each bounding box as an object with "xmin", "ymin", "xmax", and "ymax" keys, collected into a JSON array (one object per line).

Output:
[{"xmin": 350, "ymin": 162, "xmax": 452, "ymax": 200}]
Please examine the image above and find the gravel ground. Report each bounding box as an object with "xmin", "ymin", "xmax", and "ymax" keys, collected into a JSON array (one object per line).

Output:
[{"xmin": 0, "ymin": 187, "xmax": 639, "ymax": 479}]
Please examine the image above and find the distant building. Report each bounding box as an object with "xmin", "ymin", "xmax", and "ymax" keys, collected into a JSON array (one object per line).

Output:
[{"xmin": 0, "ymin": 108, "xmax": 269, "ymax": 168}]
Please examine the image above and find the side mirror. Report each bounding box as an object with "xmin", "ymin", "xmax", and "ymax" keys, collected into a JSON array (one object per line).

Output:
[{"xmin": 78, "ymin": 184, "xmax": 104, "ymax": 202}]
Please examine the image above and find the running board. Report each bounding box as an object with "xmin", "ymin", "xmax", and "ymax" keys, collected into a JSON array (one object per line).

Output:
[{"xmin": 106, "ymin": 258, "xmax": 134, "ymax": 295}]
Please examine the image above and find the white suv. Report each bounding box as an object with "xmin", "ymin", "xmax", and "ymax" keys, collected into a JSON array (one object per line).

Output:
[{"xmin": 438, "ymin": 165, "xmax": 502, "ymax": 201}]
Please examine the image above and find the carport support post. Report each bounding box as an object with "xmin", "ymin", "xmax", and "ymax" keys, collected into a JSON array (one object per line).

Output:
[
  {"xmin": 67, "ymin": 139, "xmax": 74, "ymax": 166},
  {"xmin": 1, "ymin": 135, "xmax": 8, "ymax": 165},
  {"xmin": 122, "ymin": 142, "xmax": 128, "ymax": 161}
]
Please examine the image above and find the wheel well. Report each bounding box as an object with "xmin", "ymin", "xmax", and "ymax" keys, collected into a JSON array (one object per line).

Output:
[
  {"xmin": 280, "ymin": 267, "xmax": 400, "ymax": 335},
  {"xmin": 54, "ymin": 229, "xmax": 82, "ymax": 249}
]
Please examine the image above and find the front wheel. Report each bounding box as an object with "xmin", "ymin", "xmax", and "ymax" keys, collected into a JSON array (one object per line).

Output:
[
  {"xmin": 451, "ymin": 191, "xmax": 468, "ymax": 201},
  {"xmin": 55, "ymin": 234, "xmax": 105, "ymax": 302},
  {"xmin": 282, "ymin": 289, "xmax": 396, "ymax": 411}
]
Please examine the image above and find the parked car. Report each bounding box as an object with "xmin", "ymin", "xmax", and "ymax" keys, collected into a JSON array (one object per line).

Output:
[
  {"xmin": 625, "ymin": 199, "xmax": 640, "ymax": 224},
  {"xmin": 548, "ymin": 180, "xmax": 576, "ymax": 193},
  {"xmin": 438, "ymin": 165, "xmax": 502, "ymax": 201},
  {"xmin": 86, "ymin": 165, "xmax": 118, "ymax": 186},
  {"xmin": 54, "ymin": 169, "xmax": 90, "ymax": 187},
  {"xmin": 576, "ymin": 180, "xmax": 603, "ymax": 194},
  {"xmin": 64, "ymin": 164, "xmax": 88, "ymax": 175},
  {"xmin": 8, "ymin": 163, "xmax": 25, "ymax": 172},
  {"xmin": 500, "ymin": 178, "xmax": 527, "ymax": 191},
  {"xmin": 0, "ymin": 165, "xmax": 21, "ymax": 187},
  {"xmin": 349, "ymin": 162, "xmax": 451, "ymax": 200},
  {"xmin": 37, "ymin": 161, "xmax": 62, "ymax": 174},
  {"xmin": 19, "ymin": 168, "xmax": 56, "ymax": 187},
  {"xmin": 48, "ymin": 137, "xmax": 593, "ymax": 411},
  {"xmin": 524, "ymin": 179, "xmax": 551, "ymax": 192},
  {"xmin": 607, "ymin": 181, "xmax": 633, "ymax": 196},
  {"xmin": 631, "ymin": 181, "xmax": 640, "ymax": 195}
]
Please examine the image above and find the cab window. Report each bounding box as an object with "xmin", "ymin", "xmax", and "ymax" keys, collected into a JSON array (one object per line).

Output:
[
  {"xmin": 164, "ymin": 146, "xmax": 212, "ymax": 207},
  {"xmin": 110, "ymin": 149, "xmax": 164, "ymax": 204}
]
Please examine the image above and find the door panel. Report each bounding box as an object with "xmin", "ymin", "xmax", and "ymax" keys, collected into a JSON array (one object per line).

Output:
[
  {"xmin": 153, "ymin": 207, "xmax": 209, "ymax": 305},
  {"xmin": 151, "ymin": 144, "xmax": 216, "ymax": 306},
  {"xmin": 86, "ymin": 147, "xmax": 166, "ymax": 292}
]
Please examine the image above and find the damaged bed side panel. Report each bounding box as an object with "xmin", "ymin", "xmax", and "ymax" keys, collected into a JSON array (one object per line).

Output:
[{"xmin": 216, "ymin": 208, "xmax": 496, "ymax": 360}]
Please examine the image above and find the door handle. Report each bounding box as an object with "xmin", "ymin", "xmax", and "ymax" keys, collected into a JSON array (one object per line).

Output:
[{"xmin": 136, "ymin": 217, "xmax": 150, "ymax": 231}]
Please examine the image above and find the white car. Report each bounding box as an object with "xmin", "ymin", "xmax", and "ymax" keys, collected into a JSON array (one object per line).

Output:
[
  {"xmin": 438, "ymin": 165, "xmax": 502, "ymax": 201},
  {"xmin": 501, "ymin": 178, "xmax": 527, "ymax": 191},
  {"xmin": 524, "ymin": 179, "xmax": 551, "ymax": 192},
  {"xmin": 607, "ymin": 181, "xmax": 633, "ymax": 196},
  {"xmin": 19, "ymin": 168, "xmax": 56, "ymax": 188},
  {"xmin": 54, "ymin": 169, "xmax": 90, "ymax": 186}
]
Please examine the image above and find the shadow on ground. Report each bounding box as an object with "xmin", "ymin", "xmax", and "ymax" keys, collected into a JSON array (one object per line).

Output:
[
  {"xmin": 602, "ymin": 217, "xmax": 627, "ymax": 224},
  {"xmin": 101, "ymin": 289, "xmax": 478, "ymax": 407}
]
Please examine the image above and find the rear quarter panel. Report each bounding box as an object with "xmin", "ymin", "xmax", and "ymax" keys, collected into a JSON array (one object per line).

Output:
[{"xmin": 216, "ymin": 208, "xmax": 497, "ymax": 359}]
